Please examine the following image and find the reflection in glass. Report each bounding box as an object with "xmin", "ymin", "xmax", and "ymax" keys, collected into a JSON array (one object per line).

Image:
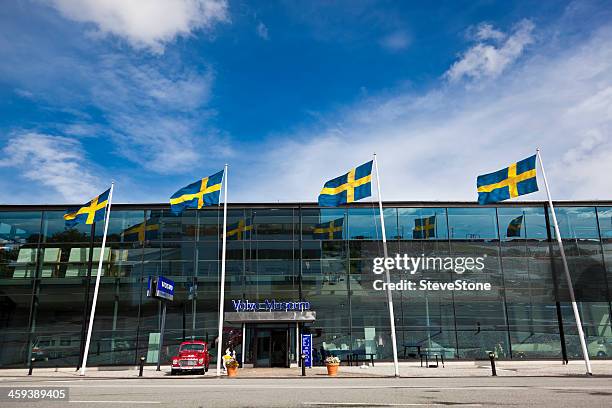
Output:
[{"xmin": 1, "ymin": 203, "xmax": 611, "ymax": 367}]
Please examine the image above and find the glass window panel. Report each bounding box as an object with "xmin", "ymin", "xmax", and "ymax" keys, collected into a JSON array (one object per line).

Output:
[
  {"xmin": 147, "ymin": 209, "xmax": 198, "ymax": 242},
  {"xmin": 0, "ymin": 211, "xmax": 42, "ymax": 244},
  {"xmin": 89, "ymin": 280, "xmax": 141, "ymax": 365},
  {"xmin": 349, "ymin": 240, "xmax": 399, "ymax": 259},
  {"xmin": 548, "ymin": 208, "xmax": 607, "ymax": 302},
  {"xmin": 0, "ymin": 243, "xmax": 38, "ymax": 279},
  {"xmin": 249, "ymin": 241, "xmax": 295, "ymax": 260},
  {"xmin": 105, "ymin": 211, "xmax": 145, "ymax": 243},
  {"xmin": 350, "ymin": 289, "xmax": 390, "ymax": 328},
  {"xmin": 499, "ymin": 210, "xmax": 556, "ymax": 358},
  {"xmin": 250, "ymin": 208, "xmax": 295, "ymax": 240},
  {"xmin": 396, "ymin": 289, "xmax": 458, "ymax": 359},
  {"xmin": 41, "ymin": 211, "xmax": 92, "ymax": 243},
  {"xmin": 397, "ymin": 208, "xmax": 448, "ymax": 240},
  {"xmin": 448, "ymin": 207, "xmax": 498, "ymax": 240},
  {"xmin": 454, "ymin": 301, "xmax": 510, "ymax": 359},
  {"xmin": 497, "ymin": 207, "xmax": 548, "ymax": 241},
  {"xmin": 198, "ymin": 209, "xmax": 221, "ymax": 241},
  {"xmin": 197, "ymin": 242, "xmax": 220, "ymax": 261},
  {"xmin": 302, "ymin": 208, "xmax": 346, "ymax": 240},
  {"xmin": 597, "ymin": 207, "xmax": 612, "ymax": 310},
  {"xmin": 0, "ymin": 281, "xmax": 33, "ymax": 366},
  {"xmin": 309, "ymin": 291, "xmax": 349, "ymax": 329},
  {"xmin": 244, "ymin": 260, "xmax": 299, "ymax": 299},
  {"xmin": 398, "ymin": 240, "xmax": 450, "ymax": 259},
  {"xmin": 551, "ymin": 207, "xmax": 599, "ymax": 239},
  {"xmin": 598, "ymin": 207, "xmax": 612, "ymax": 239},
  {"xmin": 309, "ymin": 328, "xmax": 351, "ymax": 364},
  {"xmin": 246, "ymin": 260, "xmax": 297, "ymax": 277},
  {"xmin": 347, "ymin": 208, "xmax": 397, "ymax": 240},
  {"xmin": 560, "ymin": 302, "xmax": 612, "ymax": 358},
  {"xmin": 31, "ymin": 280, "xmax": 88, "ymax": 367},
  {"xmin": 507, "ymin": 303, "xmax": 562, "ymax": 359},
  {"xmin": 302, "ymin": 260, "xmax": 347, "ymax": 291},
  {"xmin": 156, "ymin": 242, "xmax": 195, "ymax": 262},
  {"xmin": 301, "ymin": 241, "xmax": 346, "ymax": 260},
  {"xmin": 197, "ymin": 260, "xmax": 219, "ymax": 281}
]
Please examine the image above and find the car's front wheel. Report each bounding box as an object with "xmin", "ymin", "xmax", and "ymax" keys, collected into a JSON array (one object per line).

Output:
[{"xmin": 170, "ymin": 369, "xmax": 177, "ymax": 376}]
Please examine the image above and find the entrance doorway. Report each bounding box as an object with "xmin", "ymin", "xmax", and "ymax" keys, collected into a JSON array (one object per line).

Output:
[
  {"xmin": 254, "ymin": 327, "xmax": 289, "ymax": 367},
  {"xmin": 224, "ymin": 312, "xmax": 316, "ymax": 367}
]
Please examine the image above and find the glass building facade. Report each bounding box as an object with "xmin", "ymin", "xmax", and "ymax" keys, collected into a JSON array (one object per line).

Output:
[{"xmin": 1, "ymin": 201, "xmax": 611, "ymax": 368}]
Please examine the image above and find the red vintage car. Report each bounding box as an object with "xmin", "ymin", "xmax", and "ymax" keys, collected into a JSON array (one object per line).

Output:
[{"xmin": 170, "ymin": 341, "xmax": 210, "ymax": 375}]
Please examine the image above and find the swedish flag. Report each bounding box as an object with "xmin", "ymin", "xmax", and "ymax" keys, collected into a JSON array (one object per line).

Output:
[
  {"xmin": 477, "ymin": 155, "xmax": 538, "ymax": 205},
  {"xmin": 413, "ymin": 216, "xmax": 436, "ymax": 239},
  {"xmin": 64, "ymin": 188, "xmax": 110, "ymax": 228},
  {"xmin": 227, "ymin": 218, "xmax": 253, "ymax": 240},
  {"xmin": 507, "ymin": 215, "xmax": 524, "ymax": 238},
  {"xmin": 170, "ymin": 170, "xmax": 224, "ymax": 215},
  {"xmin": 313, "ymin": 217, "xmax": 344, "ymax": 240},
  {"xmin": 318, "ymin": 161, "xmax": 373, "ymax": 207},
  {"xmin": 122, "ymin": 218, "xmax": 159, "ymax": 243}
]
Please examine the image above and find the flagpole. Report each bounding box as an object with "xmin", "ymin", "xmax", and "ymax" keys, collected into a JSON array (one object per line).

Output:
[
  {"xmin": 216, "ymin": 164, "xmax": 229, "ymax": 377},
  {"xmin": 536, "ymin": 148, "xmax": 592, "ymax": 375},
  {"xmin": 373, "ymin": 154, "xmax": 400, "ymax": 377},
  {"xmin": 80, "ymin": 182, "xmax": 114, "ymax": 376}
]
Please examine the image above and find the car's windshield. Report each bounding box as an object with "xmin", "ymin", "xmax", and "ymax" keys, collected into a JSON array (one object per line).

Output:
[{"xmin": 180, "ymin": 344, "xmax": 205, "ymax": 351}]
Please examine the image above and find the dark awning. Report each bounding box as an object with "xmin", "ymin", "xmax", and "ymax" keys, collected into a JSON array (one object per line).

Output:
[{"xmin": 224, "ymin": 311, "xmax": 316, "ymax": 323}]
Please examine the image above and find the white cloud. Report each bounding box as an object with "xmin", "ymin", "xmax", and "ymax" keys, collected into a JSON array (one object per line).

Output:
[
  {"xmin": 50, "ymin": 0, "xmax": 229, "ymax": 53},
  {"xmin": 14, "ymin": 88, "xmax": 34, "ymax": 99},
  {"xmin": 380, "ymin": 30, "xmax": 410, "ymax": 51},
  {"xmin": 0, "ymin": 5, "xmax": 225, "ymax": 180},
  {"xmin": 256, "ymin": 21, "xmax": 269, "ymax": 40},
  {"xmin": 61, "ymin": 123, "xmax": 101, "ymax": 137},
  {"xmin": 85, "ymin": 55, "xmax": 223, "ymax": 173},
  {"xmin": 567, "ymin": 86, "xmax": 612, "ymax": 120},
  {"xmin": 562, "ymin": 128, "xmax": 606, "ymax": 164},
  {"xmin": 472, "ymin": 23, "xmax": 506, "ymax": 42},
  {"xmin": 91, "ymin": 55, "xmax": 214, "ymax": 112},
  {"xmin": 231, "ymin": 24, "xmax": 612, "ymax": 203},
  {"xmin": 109, "ymin": 115, "xmax": 202, "ymax": 173},
  {"xmin": 445, "ymin": 19, "xmax": 535, "ymax": 82},
  {"xmin": 0, "ymin": 133, "xmax": 103, "ymax": 201}
]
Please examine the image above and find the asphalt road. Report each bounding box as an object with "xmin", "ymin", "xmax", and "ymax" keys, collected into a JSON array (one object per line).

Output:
[{"xmin": 0, "ymin": 375, "xmax": 611, "ymax": 407}]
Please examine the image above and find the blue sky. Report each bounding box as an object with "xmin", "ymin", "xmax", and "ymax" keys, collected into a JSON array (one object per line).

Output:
[{"xmin": 1, "ymin": 0, "xmax": 611, "ymax": 204}]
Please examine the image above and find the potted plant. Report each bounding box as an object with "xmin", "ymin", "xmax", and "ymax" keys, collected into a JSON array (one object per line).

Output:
[
  {"xmin": 226, "ymin": 358, "xmax": 239, "ymax": 377},
  {"xmin": 324, "ymin": 356, "xmax": 340, "ymax": 376}
]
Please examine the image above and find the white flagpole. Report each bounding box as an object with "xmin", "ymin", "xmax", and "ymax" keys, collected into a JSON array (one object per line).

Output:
[
  {"xmin": 216, "ymin": 165, "xmax": 229, "ymax": 376},
  {"xmin": 373, "ymin": 154, "xmax": 400, "ymax": 377},
  {"xmin": 80, "ymin": 182, "xmax": 114, "ymax": 376},
  {"xmin": 536, "ymin": 148, "xmax": 592, "ymax": 375}
]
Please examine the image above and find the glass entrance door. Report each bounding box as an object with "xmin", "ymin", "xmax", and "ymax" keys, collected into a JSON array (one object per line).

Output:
[
  {"xmin": 254, "ymin": 327, "xmax": 289, "ymax": 367},
  {"xmin": 255, "ymin": 329, "xmax": 271, "ymax": 367},
  {"xmin": 270, "ymin": 329, "xmax": 288, "ymax": 367}
]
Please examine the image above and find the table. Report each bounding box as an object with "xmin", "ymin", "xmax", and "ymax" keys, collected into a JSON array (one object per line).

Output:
[
  {"xmin": 402, "ymin": 344, "xmax": 422, "ymax": 359},
  {"xmin": 347, "ymin": 352, "xmax": 376, "ymax": 366}
]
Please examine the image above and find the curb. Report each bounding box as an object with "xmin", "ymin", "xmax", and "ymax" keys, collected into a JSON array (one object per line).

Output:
[{"xmin": 1, "ymin": 373, "xmax": 609, "ymax": 380}]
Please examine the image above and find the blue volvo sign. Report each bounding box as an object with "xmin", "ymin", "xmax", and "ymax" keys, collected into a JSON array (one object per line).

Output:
[
  {"xmin": 147, "ymin": 276, "xmax": 175, "ymax": 302},
  {"xmin": 301, "ymin": 334, "xmax": 312, "ymax": 368}
]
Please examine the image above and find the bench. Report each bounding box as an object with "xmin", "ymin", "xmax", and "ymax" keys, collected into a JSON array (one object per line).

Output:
[{"xmin": 347, "ymin": 352, "xmax": 376, "ymax": 367}]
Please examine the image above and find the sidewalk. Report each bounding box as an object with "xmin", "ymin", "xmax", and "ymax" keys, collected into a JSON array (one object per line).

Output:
[{"xmin": 1, "ymin": 360, "xmax": 610, "ymax": 379}]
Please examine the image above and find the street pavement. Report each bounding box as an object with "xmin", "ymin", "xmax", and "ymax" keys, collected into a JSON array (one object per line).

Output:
[
  {"xmin": 3, "ymin": 360, "xmax": 612, "ymax": 378},
  {"xmin": 0, "ymin": 373, "xmax": 611, "ymax": 407}
]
